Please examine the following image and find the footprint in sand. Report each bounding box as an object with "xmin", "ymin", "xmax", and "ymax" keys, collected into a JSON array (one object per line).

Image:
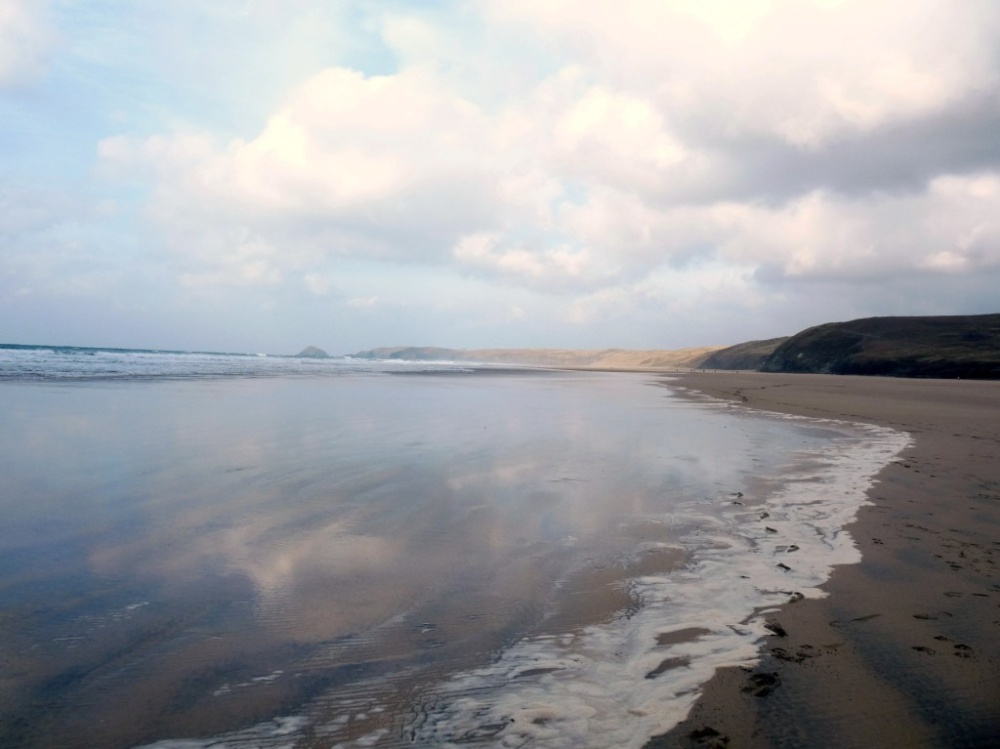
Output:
[
  {"xmin": 953, "ymin": 643, "xmax": 974, "ymax": 658},
  {"xmin": 913, "ymin": 611, "xmax": 953, "ymax": 620},
  {"xmin": 771, "ymin": 645, "xmax": 818, "ymax": 663},
  {"xmin": 687, "ymin": 726, "xmax": 730, "ymax": 748},
  {"xmin": 830, "ymin": 613, "xmax": 881, "ymax": 628},
  {"xmin": 764, "ymin": 620, "xmax": 788, "ymax": 637},
  {"xmin": 741, "ymin": 671, "xmax": 781, "ymax": 697}
]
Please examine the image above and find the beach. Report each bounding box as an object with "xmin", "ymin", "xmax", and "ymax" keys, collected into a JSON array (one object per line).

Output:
[
  {"xmin": 2, "ymin": 350, "xmax": 997, "ymax": 748},
  {"xmin": 0, "ymin": 353, "xmax": 912, "ymax": 749},
  {"xmin": 655, "ymin": 372, "xmax": 1000, "ymax": 749}
]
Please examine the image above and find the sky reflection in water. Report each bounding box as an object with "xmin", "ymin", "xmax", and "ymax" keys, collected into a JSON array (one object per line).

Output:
[{"xmin": 0, "ymin": 371, "xmax": 839, "ymax": 748}]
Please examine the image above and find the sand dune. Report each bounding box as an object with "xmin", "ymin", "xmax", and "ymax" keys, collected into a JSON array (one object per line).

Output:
[{"xmin": 352, "ymin": 345, "xmax": 723, "ymax": 370}]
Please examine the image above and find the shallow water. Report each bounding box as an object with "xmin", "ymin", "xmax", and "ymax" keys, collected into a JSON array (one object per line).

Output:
[{"xmin": 0, "ymin": 361, "xmax": 907, "ymax": 748}]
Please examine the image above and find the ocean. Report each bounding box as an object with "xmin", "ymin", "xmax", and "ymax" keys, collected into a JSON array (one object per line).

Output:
[{"xmin": 0, "ymin": 345, "xmax": 908, "ymax": 749}]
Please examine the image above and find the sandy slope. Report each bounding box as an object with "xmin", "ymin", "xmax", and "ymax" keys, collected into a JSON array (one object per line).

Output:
[{"xmin": 355, "ymin": 346, "xmax": 723, "ymax": 369}]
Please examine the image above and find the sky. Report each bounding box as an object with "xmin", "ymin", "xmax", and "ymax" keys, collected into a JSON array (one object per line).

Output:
[{"xmin": 2, "ymin": 0, "xmax": 1000, "ymax": 355}]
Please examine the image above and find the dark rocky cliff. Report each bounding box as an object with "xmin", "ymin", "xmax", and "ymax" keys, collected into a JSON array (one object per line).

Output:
[{"xmin": 760, "ymin": 314, "xmax": 1000, "ymax": 379}]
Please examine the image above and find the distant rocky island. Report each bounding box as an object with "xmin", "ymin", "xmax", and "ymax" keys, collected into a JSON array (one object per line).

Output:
[
  {"xmin": 351, "ymin": 313, "xmax": 1000, "ymax": 379},
  {"xmin": 296, "ymin": 345, "xmax": 329, "ymax": 358}
]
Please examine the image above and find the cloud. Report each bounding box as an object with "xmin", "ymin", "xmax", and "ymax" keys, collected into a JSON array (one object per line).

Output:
[
  {"xmin": 0, "ymin": 0, "xmax": 53, "ymax": 87},
  {"xmin": 487, "ymin": 0, "xmax": 1000, "ymax": 147},
  {"xmin": 346, "ymin": 295, "xmax": 380, "ymax": 309},
  {"xmin": 545, "ymin": 76, "xmax": 697, "ymax": 193},
  {"xmin": 453, "ymin": 232, "xmax": 617, "ymax": 290},
  {"xmin": 177, "ymin": 232, "xmax": 283, "ymax": 289},
  {"xmin": 553, "ymin": 173, "xmax": 1000, "ymax": 286},
  {"xmin": 77, "ymin": 0, "xmax": 1000, "ymax": 349},
  {"xmin": 98, "ymin": 65, "xmax": 511, "ymax": 276},
  {"xmin": 0, "ymin": 185, "xmax": 114, "ymax": 298},
  {"xmin": 730, "ymin": 175, "xmax": 1000, "ymax": 282}
]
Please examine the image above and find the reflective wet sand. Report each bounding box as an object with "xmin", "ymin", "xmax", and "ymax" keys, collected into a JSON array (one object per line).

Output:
[{"xmin": 0, "ymin": 371, "xmax": 894, "ymax": 748}]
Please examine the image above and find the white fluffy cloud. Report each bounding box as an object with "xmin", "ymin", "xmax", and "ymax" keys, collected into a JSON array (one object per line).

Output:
[
  {"xmin": 102, "ymin": 67, "xmax": 491, "ymax": 216},
  {"xmin": 486, "ymin": 0, "xmax": 1000, "ymax": 147},
  {"xmin": 100, "ymin": 65, "xmax": 519, "ymax": 256},
  {"xmin": 714, "ymin": 176, "xmax": 1000, "ymax": 280}
]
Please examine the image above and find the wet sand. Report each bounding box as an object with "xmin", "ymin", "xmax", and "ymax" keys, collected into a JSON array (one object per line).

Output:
[
  {"xmin": 652, "ymin": 372, "xmax": 1000, "ymax": 749},
  {"xmin": 8, "ymin": 370, "xmax": 854, "ymax": 749}
]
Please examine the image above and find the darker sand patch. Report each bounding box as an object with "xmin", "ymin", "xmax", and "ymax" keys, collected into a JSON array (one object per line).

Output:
[{"xmin": 656, "ymin": 627, "xmax": 713, "ymax": 647}]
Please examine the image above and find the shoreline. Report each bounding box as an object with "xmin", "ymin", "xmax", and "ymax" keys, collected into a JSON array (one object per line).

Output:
[{"xmin": 650, "ymin": 372, "xmax": 1000, "ymax": 749}]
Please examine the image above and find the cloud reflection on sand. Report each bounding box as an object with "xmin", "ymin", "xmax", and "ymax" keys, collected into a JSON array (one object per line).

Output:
[
  {"xmin": 0, "ymin": 371, "xmax": 906, "ymax": 749},
  {"xmin": 72, "ymin": 380, "xmax": 710, "ymax": 645}
]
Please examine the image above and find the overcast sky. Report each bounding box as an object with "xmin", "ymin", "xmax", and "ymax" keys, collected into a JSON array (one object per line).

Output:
[{"xmin": 2, "ymin": 0, "xmax": 999, "ymax": 354}]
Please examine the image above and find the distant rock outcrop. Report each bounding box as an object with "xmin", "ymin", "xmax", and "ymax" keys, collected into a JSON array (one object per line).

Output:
[
  {"xmin": 296, "ymin": 345, "xmax": 329, "ymax": 358},
  {"xmin": 696, "ymin": 337, "xmax": 788, "ymax": 371},
  {"xmin": 354, "ymin": 346, "xmax": 455, "ymax": 362},
  {"xmin": 760, "ymin": 314, "xmax": 1000, "ymax": 379}
]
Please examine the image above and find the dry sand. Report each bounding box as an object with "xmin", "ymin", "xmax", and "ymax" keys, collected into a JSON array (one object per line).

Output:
[{"xmin": 650, "ymin": 372, "xmax": 1000, "ymax": 749}]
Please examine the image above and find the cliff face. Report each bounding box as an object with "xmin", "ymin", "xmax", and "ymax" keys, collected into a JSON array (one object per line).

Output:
[
  {"xmin": 697, "ymin": 337, "xmax": 788, "ymax": 370},
  {"xmin": 760, "ymin": 314, "xmax": 1000, "ymax": 379}
]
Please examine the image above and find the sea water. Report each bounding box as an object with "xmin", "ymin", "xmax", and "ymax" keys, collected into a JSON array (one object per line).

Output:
[{"xmin": 0, "ymin": 346, "xmax": 908, "ymax": 749}]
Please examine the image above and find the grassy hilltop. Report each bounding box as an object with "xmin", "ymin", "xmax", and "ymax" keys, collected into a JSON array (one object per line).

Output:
[{"xmin": 756, "ymin": 314, "xmax": 1000, "ymax": 379}]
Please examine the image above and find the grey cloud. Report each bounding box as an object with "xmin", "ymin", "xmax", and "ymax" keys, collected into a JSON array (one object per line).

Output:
[
  {"xmin": 670, "ymin": 91, "xmax": 1000, "ymax": 207},
  {"xmin": 755, "ymin": 261, "xmax": 1000, "ymax": 314}
]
